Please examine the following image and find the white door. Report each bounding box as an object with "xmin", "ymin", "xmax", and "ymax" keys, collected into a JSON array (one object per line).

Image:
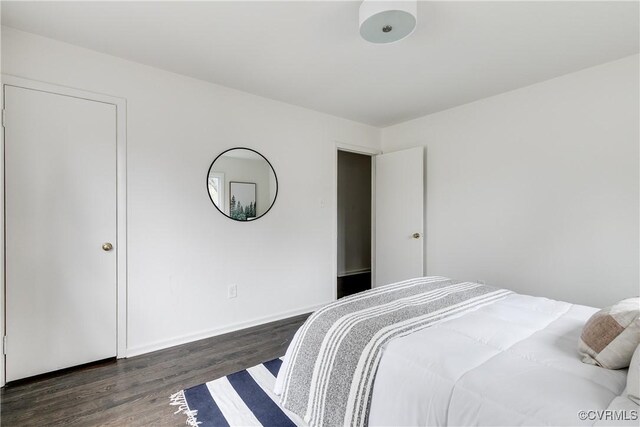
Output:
[
  {"xmin": 375, "ymin": 147, "xmax": 424, "ymax": 287},
  {"xmin": 4, "ymin": 85, "xmax": 117, "ymax": 381}
]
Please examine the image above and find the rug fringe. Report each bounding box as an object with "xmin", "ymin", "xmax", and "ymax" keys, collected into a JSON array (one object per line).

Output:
[{"xmin": 170, "ymin": 390, "xmax": 201, "ymax": 426}]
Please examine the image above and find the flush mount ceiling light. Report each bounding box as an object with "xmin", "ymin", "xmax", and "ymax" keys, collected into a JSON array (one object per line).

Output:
[{"xmin": 359, "ymin": 0, "xmax": 417, "ymax": 44}]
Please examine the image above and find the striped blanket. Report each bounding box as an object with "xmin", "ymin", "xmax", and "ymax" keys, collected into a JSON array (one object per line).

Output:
[{"xmin": 278, "ymin": 277, "xmax": 511, "ymax": 427}]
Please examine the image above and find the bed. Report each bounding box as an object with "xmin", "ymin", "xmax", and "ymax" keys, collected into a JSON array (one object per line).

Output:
[{"xmin": 273, "ymin": 277, "xmax": 634, "ymax": 426}]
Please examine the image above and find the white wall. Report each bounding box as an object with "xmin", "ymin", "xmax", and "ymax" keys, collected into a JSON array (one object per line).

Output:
[
  {"xmin": 337, "ymin": 151, "xmax": 372, "ymax": 276},
  {"xmin": 382, "ymin": 55, "xmax": 639, "ymax": 308},
  {"xmin": 1, "ymin": 27, "xmax": 380, "ymax": 355}
]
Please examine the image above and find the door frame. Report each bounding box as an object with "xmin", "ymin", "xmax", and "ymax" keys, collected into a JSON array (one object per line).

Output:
[
  {"xmin": 332, "ymin": 142, "xmax": 381, "ymax": 301},
  {"xmin": 0, "ymin": 75, "xmax": 128, "ymax": 386}
]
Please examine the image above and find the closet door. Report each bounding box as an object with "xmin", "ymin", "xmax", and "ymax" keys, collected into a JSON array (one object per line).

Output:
[
  {"xmin": 4, "ymin": 85, "xmax": 117, "ymax": 381},
  {"xmin": 375, "ymin": 147, "xmax": 424, "ymax": 286}
]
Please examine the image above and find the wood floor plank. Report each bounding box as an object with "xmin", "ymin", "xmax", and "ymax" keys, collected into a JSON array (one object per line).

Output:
[{"xmin": 0, "ymin": 313, "xmax": 309, "ymax": 426}]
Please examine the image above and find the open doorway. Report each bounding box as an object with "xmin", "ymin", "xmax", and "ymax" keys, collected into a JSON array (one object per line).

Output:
[{"xmin": 337, "ymin": 150, "xmax": 372, "ymax": 298}]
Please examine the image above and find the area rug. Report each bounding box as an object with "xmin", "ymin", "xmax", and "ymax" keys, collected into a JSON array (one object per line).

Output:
[{"xmin": 170, "ymin": 358, "xmax": 305, "ymax": 427}]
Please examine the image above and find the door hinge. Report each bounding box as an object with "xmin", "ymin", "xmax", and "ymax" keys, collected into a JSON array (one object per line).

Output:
[
  {"xmin": 2, "ymin": 336, "xmax": 6, "ymax": 355},
  {"xmin": 1, "ymin": 109, "xmax": 5, "ymax": 128}
]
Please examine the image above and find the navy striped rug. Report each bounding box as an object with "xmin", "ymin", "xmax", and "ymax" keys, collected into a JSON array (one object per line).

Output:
[{"xmin": 170, "ymin": 358, "xmax": 304, "ymax": 427}]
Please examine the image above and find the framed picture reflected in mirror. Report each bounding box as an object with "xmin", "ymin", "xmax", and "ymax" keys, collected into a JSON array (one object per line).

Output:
[{"xmin": 229, "ymin": 181, "xmax": 256, "ymax": 221}]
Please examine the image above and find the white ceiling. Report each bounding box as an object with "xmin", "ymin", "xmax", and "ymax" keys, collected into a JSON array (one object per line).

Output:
[{"xmin": 2, "ymin": 1, "xmax": 638, "ymax": 127}]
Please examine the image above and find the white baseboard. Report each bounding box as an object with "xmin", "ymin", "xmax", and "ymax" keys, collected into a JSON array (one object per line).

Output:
[{"xmin": 124, "ymin": 302, "xmax": 327, "ymax": 358}]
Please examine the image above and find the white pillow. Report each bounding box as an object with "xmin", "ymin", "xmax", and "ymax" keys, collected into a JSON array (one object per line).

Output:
[{"xmin": 628, "ymin": 344, "xmax": 640, "ymax": 405}]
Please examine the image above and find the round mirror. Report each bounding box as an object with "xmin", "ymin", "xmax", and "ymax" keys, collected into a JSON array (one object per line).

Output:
[{"xmin": 207, "ymin": 148, "xmax": 278, "ymax": 221}]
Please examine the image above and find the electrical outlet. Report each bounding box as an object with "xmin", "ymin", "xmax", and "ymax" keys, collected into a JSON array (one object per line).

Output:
[{"xmin": 228, "ymin": 284, "xmax": 237, "ymax": 299}]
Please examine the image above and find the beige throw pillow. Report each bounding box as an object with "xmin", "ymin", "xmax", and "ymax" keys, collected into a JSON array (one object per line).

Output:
[{"xmin": 578, "ymin": 298, "xmax": 640, "ymax": 369}]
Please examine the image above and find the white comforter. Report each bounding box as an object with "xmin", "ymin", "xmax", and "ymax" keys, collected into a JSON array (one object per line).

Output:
[
  {"xmin": 368, "ymin": 293, "xmax": 628, "ymax": 426},
  {"xmin": 276, "ymin": 292, "xmax": 631, "ymax": 426}
]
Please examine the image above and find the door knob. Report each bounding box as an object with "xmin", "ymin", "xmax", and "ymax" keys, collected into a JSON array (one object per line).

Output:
[
  {"xmin": 102, "ymin": 242, "xmax": 113, "ymax": 251},
  {"xmin": 412, "ymin": 233, "xmax": 421, "ymax": 239}
]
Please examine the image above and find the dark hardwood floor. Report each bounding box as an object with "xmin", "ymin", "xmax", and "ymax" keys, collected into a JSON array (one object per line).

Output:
[{"xmin": 0, "ymin": 313, "xmax": 309, "ymax": 426}]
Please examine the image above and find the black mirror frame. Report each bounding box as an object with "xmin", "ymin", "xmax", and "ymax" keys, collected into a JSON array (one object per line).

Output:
[{"xmin": 206, "ymin": 147, "xmax": 279, "ymax": 222}]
